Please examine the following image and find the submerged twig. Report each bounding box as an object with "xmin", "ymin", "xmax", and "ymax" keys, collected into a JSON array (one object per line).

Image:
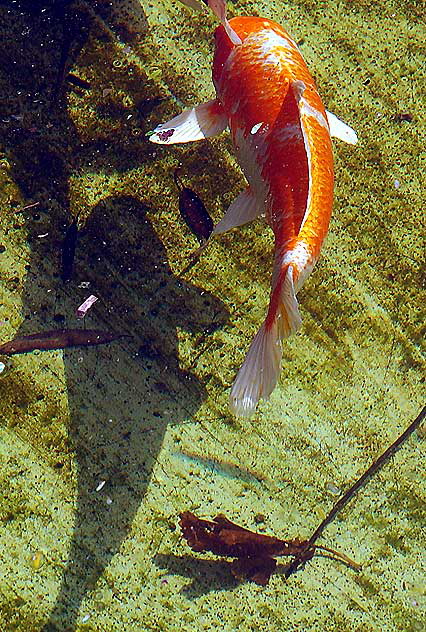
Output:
[
  {"xmin": 0, "ymin": 329, "xmax": 126, "ymax": 355},
  {"xmin": 13, "ymin": 201, "xmax": 40, "ymax": 214},
  {"xmin": 285, "ymin": 405, "xmax": 426, "ymax": 578},
  {"xmin": 178, "ymin": 242, "xmax": 210, "ymax": 277},
  {"xmin": 66, "ymin": 72, "xmax": 91, "ymax": 90}
]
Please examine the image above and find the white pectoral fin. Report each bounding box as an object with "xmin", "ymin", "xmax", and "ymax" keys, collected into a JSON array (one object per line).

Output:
[
  {"xmin": 326, "ymin": 110, "xmax": 358, "ymax": 144},
  {"xmin": 149, "ymin": 99, "xmax": 228, "ymax": 145},
  {"xmin": 292, "ymin": 81, "xmax": 358, "ymax": 144},
  {"xmin": 212, "ymin": 187, "xmax": 262, "ymax": 235}
]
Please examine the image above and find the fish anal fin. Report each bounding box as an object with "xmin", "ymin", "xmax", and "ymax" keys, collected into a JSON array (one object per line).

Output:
[
  {"xmin": 277, "ymin": 265, "xmax": 302, "ymax": 339},
  {"xmin": 212, "ymin": 187, "xmax": 262, "ymax": 235},
  {"xmin": 149, "ymin": 99, "xmax": 228, "ymax": 144},
  {"xmin": 326, "ymin": 110, "xmax": 358, "ymax": 145}
]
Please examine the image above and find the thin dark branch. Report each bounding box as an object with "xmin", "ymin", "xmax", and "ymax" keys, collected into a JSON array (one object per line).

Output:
[{"xmin": 285, "ymin": 405, "xmax": 426, "ymax": 578}]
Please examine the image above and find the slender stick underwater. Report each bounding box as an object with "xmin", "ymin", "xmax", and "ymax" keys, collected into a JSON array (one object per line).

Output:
[{"xmin": 285, "ymin": 405, "xmax": 426, "ymax": 577}]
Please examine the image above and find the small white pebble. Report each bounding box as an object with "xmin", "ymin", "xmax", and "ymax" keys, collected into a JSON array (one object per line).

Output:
[
  {"xmin": 30, "ymin": 551, "xmax": 45, "ymax": 570},
  {"xmin": 106, "ymin": 497, "xmax": 113, "ymax": 505},
  {"xmin": 326, "ymin": 482, "xmax": 341, "ymax": 495},
  {"xmin": 0, "ymin": 362, "xmax": 5, "ymax": 374},
  {"xmin": 81, "ymin": 614, "xmax": 91, "ymax": 623},
  {"xmin": 96, "ymin": 480, "xmax": 106, "ymax": 492},
  {"xmin": 394, "ymin": 179, "xmax": 400, "ymax": 189}
]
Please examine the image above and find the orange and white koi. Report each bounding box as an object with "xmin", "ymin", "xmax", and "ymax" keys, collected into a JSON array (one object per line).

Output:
[{"xmin": 150, "ymin": 1, "xmax": 357, "ymax": 417}]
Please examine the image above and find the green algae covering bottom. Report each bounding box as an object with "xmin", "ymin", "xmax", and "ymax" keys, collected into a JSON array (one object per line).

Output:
[{"xmin": 0, "ymin": 1, "xmax": 424, "ymax": 631}]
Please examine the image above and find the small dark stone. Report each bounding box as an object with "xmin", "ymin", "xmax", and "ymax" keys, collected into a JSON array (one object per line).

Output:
[{"xmin": 394, "ymin": 111, "xmax": 413, "ymax": 123}]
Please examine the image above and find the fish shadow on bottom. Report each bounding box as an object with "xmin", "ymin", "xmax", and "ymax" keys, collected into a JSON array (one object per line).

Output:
[{"xmin": 12, "ymin": 196, "xmax": 229, "ymax": 631}]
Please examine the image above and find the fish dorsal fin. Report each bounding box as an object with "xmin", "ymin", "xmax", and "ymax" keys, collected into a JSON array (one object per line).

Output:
[
  {"xmin": 290, "ymin": 79, "xmax": 329, "ymax": 233},
  {"xmin": 149, "ymin": 99, "xmax": 228, "ymax": 144},
  {"xmin": 326, "ymin": 110, "xmax": 358, "ymax": 144}
]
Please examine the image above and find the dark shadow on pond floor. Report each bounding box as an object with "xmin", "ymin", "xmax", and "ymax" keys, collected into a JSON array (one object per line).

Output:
[
  {"xmin": 0, "ymin": 5, "xmax": 230, "ymax": 629},
  {"xmin": 40, "ymin": 196, "xmax": 228, "ymax": 630},
  {"xmin": 154, "ymin": 553, "xmax": 239, "ymax": 598}
]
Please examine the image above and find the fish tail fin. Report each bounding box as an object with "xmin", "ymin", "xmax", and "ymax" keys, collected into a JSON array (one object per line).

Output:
[
  {"xmin": 229, "ymin": 320, "xmax": 282, "ymax": 418},
  {"xmin": 177, "ymin": 0, "xmax": 241, "ymax": 45},
  {"xmin": 229, "ymin": 265, "xmax": 301, "ymax": 418}
]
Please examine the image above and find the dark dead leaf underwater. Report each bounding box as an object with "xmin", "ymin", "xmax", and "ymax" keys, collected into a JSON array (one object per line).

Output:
[
  {"xmin": 174, "ymin": 168, "xmax": 213, "ymax": 244},
  {"xmin": 179, "ymin": 512, "xmax": 359, "ymax": 586}
]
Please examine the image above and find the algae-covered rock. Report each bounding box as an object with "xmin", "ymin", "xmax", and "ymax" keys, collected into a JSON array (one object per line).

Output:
[{"xmin": 0, "ymin": 1, "xmax": 424, "ymax": 631}]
